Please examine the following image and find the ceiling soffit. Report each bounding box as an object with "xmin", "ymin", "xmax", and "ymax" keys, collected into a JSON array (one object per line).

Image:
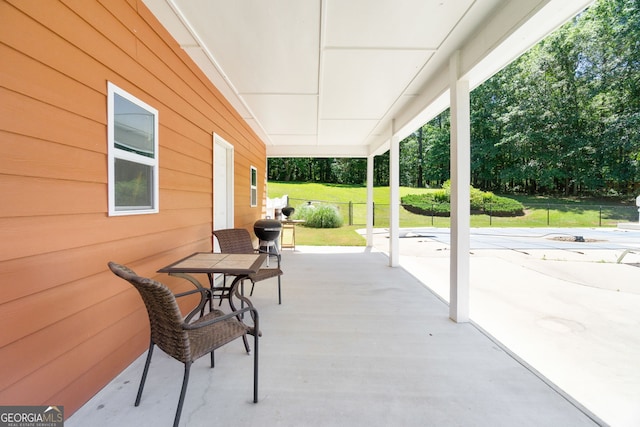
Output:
[{"xmin": 142, "ymin": 0, "xmax": 593, "ymax": 158}]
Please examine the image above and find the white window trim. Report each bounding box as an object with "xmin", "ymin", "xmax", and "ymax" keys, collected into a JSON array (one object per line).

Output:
[
  {"xmin": 107, "ymin": 82, "xmax": 159, "ymax": 216},
  {"xmin": 250, "ymin": 166, "xmax": 258, "ymax": 207}
]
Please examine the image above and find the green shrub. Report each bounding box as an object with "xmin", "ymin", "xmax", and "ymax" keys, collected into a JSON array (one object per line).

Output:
[
  {"xmin": 483, "ymin": 196, "xmax": 525, "ymax": 216},
  {"xmin": 401, "ymin": 194, "xmax": 450, "ymax": 217},
  {"xmin": 401, "ymin": 187, "xmax": 524, "ymax": 217},
  {"xmin": 433, "ymin": 190, "xmax": 449, "ymax": 203},
  {"xmin": 469, "ymin": 187, "xmax": 486, "ymax": 210},
  {"xmin": 296, "ymin": 203, "xmax": 344, "ymax": 228}
]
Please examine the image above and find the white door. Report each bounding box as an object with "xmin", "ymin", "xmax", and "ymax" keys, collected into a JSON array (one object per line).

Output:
[{"xmin": 213, "ymin": 134, "xmax": 234, "ymax": 252}]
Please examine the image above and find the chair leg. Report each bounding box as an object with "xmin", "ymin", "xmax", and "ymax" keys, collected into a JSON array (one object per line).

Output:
[
  {"xmin": 277, "ymin": 275, "xmax": 282, "ymax": 305},
  {"xmin": 249, "ymin": 281, "xmax": 256, "ymax": 296},
  {"xmin": 173, "ymin": 361, "xmax": 192, "ymax": 427},
  {"xmin": 206, "ymin": 274, "xmax": 215, "ymax": 311},
  {"xmin": 219, "ymin": 275, "xmax": 227, "ymax": 306},
  {"xmin": 135, "ymin": 341, "xmax": 155, "ymax": 406},
  {"xmin": 238, "ymin": 280, "xmax": 251, "ymax": 353},
  {"xmin": 253, "ymin": 330, "xmax": 259, "ymax": 403},
  {"xmin": 242, "ymin": 334, "xmax": 250, "ymax": 354}
]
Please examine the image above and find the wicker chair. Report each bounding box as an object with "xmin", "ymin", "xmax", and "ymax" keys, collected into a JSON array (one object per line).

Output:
[
  {"xmin": 108, "ymin": 262, "xmax": 259, "ymax": 427},
  {"xmin": 213, "ymin": 228, "xmax": 283, "ymax": 304}
]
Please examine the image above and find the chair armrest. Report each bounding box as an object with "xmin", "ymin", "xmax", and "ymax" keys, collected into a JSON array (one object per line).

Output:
[
  {"xmin": 256, "ymin": 247, "xmax": 281, "ymax": 265},
  {"xmin": 233, "ymin": 278, "xmax": 261, "ymax": 325},
  {"xmin": 182, "ymin": 305, "xmax": 260, "ymax": 336},
  {"xmin": 176, "ymin": 287, "xmax": 212, "ymax": 324},
  {"xmin": 182, "ymin": 306, "xmax": 255, "ymax": 329},
  {"xmin": 174, "ymin": 288, "xmax": 208, "ymax": 299},
  {"xmin": 166, "ymin": 272, "xmax": 212, "ymax": 322}
]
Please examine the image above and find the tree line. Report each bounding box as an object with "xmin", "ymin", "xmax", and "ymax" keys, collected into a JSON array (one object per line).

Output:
[{"xmin": 268, "ymin": 0, "xmax": 640, "ymax": 197}]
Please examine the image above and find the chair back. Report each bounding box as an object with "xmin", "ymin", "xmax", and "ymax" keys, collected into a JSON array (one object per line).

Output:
[
  {"xmin": 108, "ymin": 262, "xmax": 190, "ymax": 362},
  {"xmin": 213, "ymin": 228, "xmax": 255, "ymax": 254}
]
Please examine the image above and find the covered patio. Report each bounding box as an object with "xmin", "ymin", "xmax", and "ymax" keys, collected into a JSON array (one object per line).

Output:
[
  {"xmin": 144, "ymin": 0, "xmax": 595, "ymax": 322},
  {"xmin": 3, "ymin": 0, "xmax": 616, "ymax": 423},
  {"xmin": 67, "ymin": 246, "xmax": 600, "ymax": 427}
]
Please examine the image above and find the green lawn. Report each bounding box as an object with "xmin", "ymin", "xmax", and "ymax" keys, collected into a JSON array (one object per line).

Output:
[
  {"xmin": 288, "ymin": 225, "xmax": 367, "ymax": 246},
  {"xmin": 268, "ymin": 182, "xmax": 635, "ymax": 246},
  {"xmin": 268, "ymin": 181, "xmax": 434, "ymax": 204}
]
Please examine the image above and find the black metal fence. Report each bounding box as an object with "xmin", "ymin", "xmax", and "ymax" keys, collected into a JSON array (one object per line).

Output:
[{"xmin": 288, "ymin": 197, "xmax": 639, "ymax": 228}]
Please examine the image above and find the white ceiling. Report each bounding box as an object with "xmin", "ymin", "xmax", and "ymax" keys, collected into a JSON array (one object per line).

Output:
[{"xmin": 143, "ymin": 0, "xmax": 593, "ymax": 157}]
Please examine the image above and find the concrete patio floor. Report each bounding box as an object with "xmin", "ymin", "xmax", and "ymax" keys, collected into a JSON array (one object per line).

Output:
[
  {"xmin": 66, "ymin": 240, "xmax": 610, "ymax": 427},
  {"xmin": 369, "ymin": 226, "xmax": 640, "ymax": 427}
]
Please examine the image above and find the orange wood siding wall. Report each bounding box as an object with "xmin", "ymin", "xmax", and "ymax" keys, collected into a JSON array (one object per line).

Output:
[{"xmin": 0, "ymin": 0, "xmax": 267, "ymax": 417}]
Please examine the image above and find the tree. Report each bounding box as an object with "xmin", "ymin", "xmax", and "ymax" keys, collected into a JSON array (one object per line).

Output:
[
  {"xmin": 577, "ymin": 0, "xmax": 640, "ymax": 194},
  {"xmin": 268, "ymin": 0, "xmax": 640, "ymax": 197}
]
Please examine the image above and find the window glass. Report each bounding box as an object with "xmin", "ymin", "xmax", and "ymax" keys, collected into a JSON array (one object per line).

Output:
[
  {"xmin": 250, "ymin": 166, "xmax": 258, "ymax": 207},
  {"xmin": 114, "ymin": 158, "xmax": 154, "ymax": 209},
  {"xmin": 114, "ymin": 93, "xmax": 155, "ymax": 157}
]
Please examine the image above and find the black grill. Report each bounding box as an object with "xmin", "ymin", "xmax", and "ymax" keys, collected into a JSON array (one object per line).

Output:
[{"xmin": 254, "ymin": 219, "xmax": 282, "ymax": 242}]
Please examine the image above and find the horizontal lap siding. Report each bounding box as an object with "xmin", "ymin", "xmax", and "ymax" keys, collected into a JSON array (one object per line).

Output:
[{"xmin": 0, "ymin": 0, "xmax": 267, "ymax": 416}]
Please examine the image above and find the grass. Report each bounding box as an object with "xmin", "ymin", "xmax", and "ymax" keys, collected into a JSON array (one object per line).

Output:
[
  {"xmin": 290, "ymin": 225, "xmax": 367, "ymax": 246},
  {"xmin": 268, "ymin": 181, "xmax": 434, "ymax": 204},
  {"xmin": 268, "ymin": 182, "xmax": 635, "ymax": 246}
]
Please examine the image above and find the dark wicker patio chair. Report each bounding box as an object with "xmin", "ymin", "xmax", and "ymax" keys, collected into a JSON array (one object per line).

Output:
[
  {"xmin": 213, "ymin": 228, "xmax": 283, "ymax": 304},
  {"xmin": 108, "ymin": 262, "xmax": 259, "ymax": 427}
]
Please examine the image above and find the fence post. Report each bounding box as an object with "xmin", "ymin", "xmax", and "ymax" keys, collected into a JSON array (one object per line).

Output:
[
  {"xmin": 349, "ymin": 201, "xmax": 353, "ymax": 226},
  {"xmin": 599, "ymin": 205, "xmax": 602, "ymax": 227},
  {"xmin": 489, "ymin": 202, "xmax": 493, "ymax": 226},
  {"xmin": 431, "ymin": 204, "xmax": 435, "ymax": 226},
  {"xmin": 372, "ymin": 202, "xmax": 375, "ymax": 226},
  {"xmin": 547, "ymin": 204, "xmax": 550, "ymax": 226}
]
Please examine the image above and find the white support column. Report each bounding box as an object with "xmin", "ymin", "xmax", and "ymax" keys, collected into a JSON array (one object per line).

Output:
[
  {"xmin": 366, "ymin": 154, "xmax": 374, "ymax": 247},
  {"xmin": 389, "ymin": 121, "xmax": 400, "ymax": 267},
  {"xmin": 449, "ymin": 52, "xmax": 471, "ymax": 323}
]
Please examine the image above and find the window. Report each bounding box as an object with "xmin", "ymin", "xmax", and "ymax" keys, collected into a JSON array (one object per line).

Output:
[
  {"xmin": 107, "ymin": 82, "xmax": 159, "ymax": 215},
  {"xmin": 250, "ymin": 166, "xmax": 258, "ymax": 207}
]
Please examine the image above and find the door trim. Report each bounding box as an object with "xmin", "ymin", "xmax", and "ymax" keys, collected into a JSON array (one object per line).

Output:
[{"xmin": 213, "ymin": 133, "xmax": 234, "ymax": 231}]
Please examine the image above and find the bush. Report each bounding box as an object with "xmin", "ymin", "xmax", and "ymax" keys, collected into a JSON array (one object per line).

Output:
[
  {"xmin": 401, "ymin": 194, "xmax": 450, "ymax": 217},
  {"xmin": 401, "ymin": 186, "xmax": 524, "ymax": 217},
  {"xmin": 433, "ymin": 189, "xmax": 449, "ymax": 203},
  {"xmin": 483, "ymin": 196, "xmax": 525, "ymax": 216},
  {"xmin": 296, "ymin": 203, "xmax": 344, "ymax": 228}
]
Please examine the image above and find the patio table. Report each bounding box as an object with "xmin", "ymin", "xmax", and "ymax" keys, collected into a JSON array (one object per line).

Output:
[
  {"xmin": 158, "ymin": 251, "xmax": 266, "ymax": 276},
  {"xmin": 158, "ymin": 251, "xmax": 266, "ymax": 313},
  {"xmin": 158, "ymin": 252, "xmax": 267, "ymax": 352}
]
